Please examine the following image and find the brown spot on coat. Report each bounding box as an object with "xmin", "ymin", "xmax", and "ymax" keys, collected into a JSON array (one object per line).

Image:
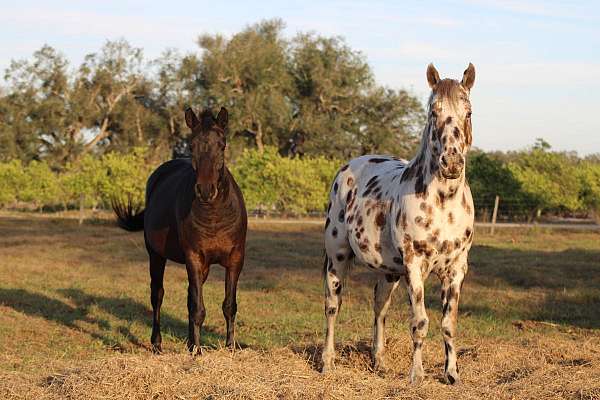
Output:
[{"xmin": 375, "ymin": 212, "xmax": 385, "ymax": 227}]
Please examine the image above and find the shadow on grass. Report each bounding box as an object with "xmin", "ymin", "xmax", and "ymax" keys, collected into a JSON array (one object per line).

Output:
[
  {"xmin": 0, "ymin": 287, "xmax": 235, "ymax": 351},
  {"xmin": 290, "ymin": 340, "xmax": 374, "ymax": 373},
  {"xmin": 465, "ymin": 245, "xmax": 600, "ymax": 329}
]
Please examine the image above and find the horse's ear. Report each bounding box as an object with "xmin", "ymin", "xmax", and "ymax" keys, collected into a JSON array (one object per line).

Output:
[
  {"xmin": 427, "ymin": 63, "xmax": 440, "ymax": 88},
  {"xmin": 216, "ymin": 107, "xmax": 228, "ymax": 130},
  {"xmin": 185, "ymin": 107, "xmax": 199, "ymax": 129},
  {"xmin": 461, "ymin": 63, "xmax": 476, "ymax": 90}
]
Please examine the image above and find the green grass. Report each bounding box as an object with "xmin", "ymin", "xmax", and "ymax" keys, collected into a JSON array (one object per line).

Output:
[{"xmin": 1, "ymin": 213, "xmax": 599, "ymax": 377}]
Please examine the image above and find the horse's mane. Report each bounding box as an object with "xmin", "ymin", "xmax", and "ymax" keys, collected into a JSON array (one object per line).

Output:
[
  {"xmin": 435, "ymin": 79, "xmax": 464, "ymax": 104},
  {"xmin": 199, "ymin": 109, "xmax": 216, "ymax": 130},
  {"xmin": 433, "ymin": 79, "xmax": 468, "ymax": 111}
]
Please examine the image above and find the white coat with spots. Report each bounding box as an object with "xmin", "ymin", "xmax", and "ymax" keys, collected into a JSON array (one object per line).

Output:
[{"xmin": 322, "ymin": 64, "xmax": 476, "ymax": 385}]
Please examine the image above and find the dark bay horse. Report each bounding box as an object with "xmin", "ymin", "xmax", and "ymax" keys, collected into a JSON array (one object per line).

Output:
[{"xmin": 114, "ymin": 107, "xmax": 247, "ymax": 353}]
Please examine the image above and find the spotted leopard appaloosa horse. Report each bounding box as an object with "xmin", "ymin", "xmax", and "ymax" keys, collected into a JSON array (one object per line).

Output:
[
  {"xmin": 114, "ymin": 107, "xmax": 247, "ymax": 354},
  {"xmin": 322, "ymin": 63, "xmax": 476, "ymax": 385}
]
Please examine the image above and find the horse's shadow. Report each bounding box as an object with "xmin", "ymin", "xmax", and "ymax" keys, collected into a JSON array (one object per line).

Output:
[
  {"xmin": 291, "ymin": 339, "xmax": 374, "ymax": 373},
  {"xmin": 0, "ymin": 287, "xmax": 245, "ymax": 352}
]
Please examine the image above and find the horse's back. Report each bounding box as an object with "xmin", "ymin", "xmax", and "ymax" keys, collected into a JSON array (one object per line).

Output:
[{"xmin": 146, "ymin": 159, "xmax": 193, "ymax": 203}]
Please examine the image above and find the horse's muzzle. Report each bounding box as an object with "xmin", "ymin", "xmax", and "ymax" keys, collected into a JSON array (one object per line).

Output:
[
  {"xmin": 439, "ymin": 154, "xmax": 464, "ymax": 179},
  {"xmin": 195, "ymin": 183, "xmax": 218, "ymax": 202}
]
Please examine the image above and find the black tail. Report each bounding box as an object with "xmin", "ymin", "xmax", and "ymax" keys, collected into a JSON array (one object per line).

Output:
[{"xmin": 112, "ymin": 198, "xmax": 145, "ymax": 232}]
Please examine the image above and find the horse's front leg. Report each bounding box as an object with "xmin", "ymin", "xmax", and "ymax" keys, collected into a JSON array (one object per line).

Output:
[
  {"xmin": 185, "ymin": 252, "xmax": 209, "ymax": 354},
  {"xmin": 441, "ymin": 263, "xmax": 467, "ymax": 385},
  {"xmin": 405, "ymin": 266, "xmax": 429, "ymax": 385},
  {"xmin": 223, "ymin": 247, "xmax": 244, "ymax": 349}
]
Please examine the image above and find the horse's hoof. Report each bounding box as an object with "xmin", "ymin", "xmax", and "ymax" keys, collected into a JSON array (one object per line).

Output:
[
  {"xmin": 188, "ymin": 344, "xmax": 202, "ymax": 356},
  {"xmin": 444, "ymin": 370, "xmax": 461, "ymax": 385},
  {"xmin": 151, "ymin": 343, "xmax": 162, "ymax": 354},
  {"xmin": 409, "ymin": 367, "xmax": 425, "ymax": 386},
  {"xmin": 321, "ymin": 356, "xmax": 335, "ymax": 374},
  {"xmin": 372, "ymin": 354, "xmax": 387, "ymax": 373},
  {"xmin": 321, "ymin": 363, "xmax": 334, "ymax": 374}
]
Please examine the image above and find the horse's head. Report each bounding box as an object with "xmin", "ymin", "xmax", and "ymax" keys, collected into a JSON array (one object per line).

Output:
[
  {"xmin": 426, "ymin": 63, "xmax": 475, "ymax": 180},
  {"xmin": 184, "ymin": 107, "xmax": 228, "ymax": 202}
]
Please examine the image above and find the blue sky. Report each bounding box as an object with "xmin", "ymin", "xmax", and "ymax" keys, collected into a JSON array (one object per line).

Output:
[{"xmin": 1, "ymin": 0, "xmax": 599, "ymax": 154}]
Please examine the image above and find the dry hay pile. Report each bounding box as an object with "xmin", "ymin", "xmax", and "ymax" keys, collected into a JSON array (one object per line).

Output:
[{"xmin": 2, "ymin": 332, "xmax": 599, "ymax": 400}]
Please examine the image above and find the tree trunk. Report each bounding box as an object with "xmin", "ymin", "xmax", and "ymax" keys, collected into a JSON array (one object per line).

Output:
[
  {"xmin": 83, "ymin": 117, "xmax": 110, "ymax": 153},
  {"xmin": 136, "ymin": 108, "xmax": 143, "ymax": 142},
  {"xmin": 255, "ymin": 120, "xmax": 264, "ymax": 153},
  {"xmin": 79, "ymin": 194, "xmax": 85, "ymax": 225}
]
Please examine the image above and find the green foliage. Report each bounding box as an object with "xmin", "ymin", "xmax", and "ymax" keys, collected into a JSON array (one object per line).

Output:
[
  {"xmin": 577, "ymin": 162, "xmax": 600, "ymax": 212},
  {"xmin": 0, "ymin": 159, "xmax": 25, "ymax": 205},
  {"xmin": 467, "ymin": 151, "xmax": 537, "ymax": 218},
  {"xmin": 19, "ymin": 161, "xmax": 61, "ymax": 209},
  {"xmin": 62, "ymin": 155, "xmax": 107, "ymax": 207},
  {"xmin": 231, "ymin": 147, "xmax": 339, "ymax": 214},
  {"xmin": 507, "ymin": 149, "xmax": 582, "ymax": 212},
  {"xmin": 100, "ymin": 148, "xmax": 155, "ymax": 206},
  {"xmin": 467, "ymin": 144, "xmax": 600, "ymax": 219}
]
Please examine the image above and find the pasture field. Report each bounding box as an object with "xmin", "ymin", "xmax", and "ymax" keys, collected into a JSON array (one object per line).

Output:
[{"xmin": 0, "ymin": 212, "xmax": 599, "ymax": 399}]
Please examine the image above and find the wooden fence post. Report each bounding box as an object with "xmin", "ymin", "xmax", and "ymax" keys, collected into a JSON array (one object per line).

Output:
[
  {"xmin": 79, "ymin": 194, "xmax": 85, "ymax": 225},
  {"xmin": 490, "ymin": 195, "xmax": 500, "ymax": 235}
]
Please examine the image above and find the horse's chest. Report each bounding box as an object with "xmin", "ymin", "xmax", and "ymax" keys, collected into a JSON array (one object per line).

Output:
[
  {"xmin": 180, "ymin": 215, "xmax": 242, "ymax": 263},
  {"xmin": 400, "ymin": 208, "xmax": 473, "ymax": 276}
]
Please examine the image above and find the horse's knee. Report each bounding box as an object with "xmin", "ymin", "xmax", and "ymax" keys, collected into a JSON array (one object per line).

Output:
[
  {"xmin": 441, "ymin": 320, "xmax": 456, "ymax": 339},
  {"xmin": 190, "ymin": 307, "xmax": 206, "ymax": 325},
  {"xmin": 411, "ymin": 317, "xmax": 429, "ymax": 340},
  {"xmin": 222, "ymin": 299, "xmax": 237, "ymax": 319}
]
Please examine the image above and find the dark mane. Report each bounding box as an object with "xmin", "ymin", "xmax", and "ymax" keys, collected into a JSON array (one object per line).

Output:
[{"xmin": 199, "ymin": 109, "xmax": 217, "ymax": 130}]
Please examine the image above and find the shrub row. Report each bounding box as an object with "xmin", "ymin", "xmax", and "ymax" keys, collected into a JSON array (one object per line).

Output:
[
  {"xmin": 1, "ymin": 147, "xmax": 599, "ymax": 218},
  {"xmin": 0, "ymin": 148, "xmax": 153, "ymax": 211},
  {"xmin": 0, "ymin": 147, "xmax": 340, "ymax": 214}
]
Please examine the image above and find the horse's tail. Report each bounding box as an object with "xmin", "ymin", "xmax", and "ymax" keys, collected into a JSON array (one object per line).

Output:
[{"xmin": 112, "ymin": 198, "xmax": 145, "ymax": 232}]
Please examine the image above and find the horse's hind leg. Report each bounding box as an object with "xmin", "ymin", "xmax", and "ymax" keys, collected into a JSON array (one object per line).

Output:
[
  {"xmin": 321, "ymin": 225, "xmax": 352, "ymax": 373},
  {"xmin": 149, "ymin": 249, "xmax": 166, "ymax": 353},
  {"xmin": 372, "ymin": 274, "xmax": 401, "ymax": 372}
]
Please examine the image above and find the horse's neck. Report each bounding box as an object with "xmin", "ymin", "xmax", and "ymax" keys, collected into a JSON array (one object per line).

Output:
[
  {"xmin": 190, "ymin": 175, "xmax": 237, "ymax": 224},
  {"xmin": 407, "ymin": 121, "xmax": 466, "ymax": 198}
]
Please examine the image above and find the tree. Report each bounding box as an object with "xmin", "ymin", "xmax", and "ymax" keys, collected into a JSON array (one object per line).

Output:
[
  {"xmin": 354, "ymin": 87, "xmax": 422, "ymax": 158},
  {"xmin": 288, "ymin": 33, "xmax": 423, "ymax": 158},
  {"xmin": 2, "ymin": 45, "xmax": 80, "ymax": 165},
  {"xmin": 73, "ymin": 39, "xmax": 147, "ymax": 154},
  {"xmin": 198, "ymin": 19, "xmax": 293, "ymax": 154}
]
